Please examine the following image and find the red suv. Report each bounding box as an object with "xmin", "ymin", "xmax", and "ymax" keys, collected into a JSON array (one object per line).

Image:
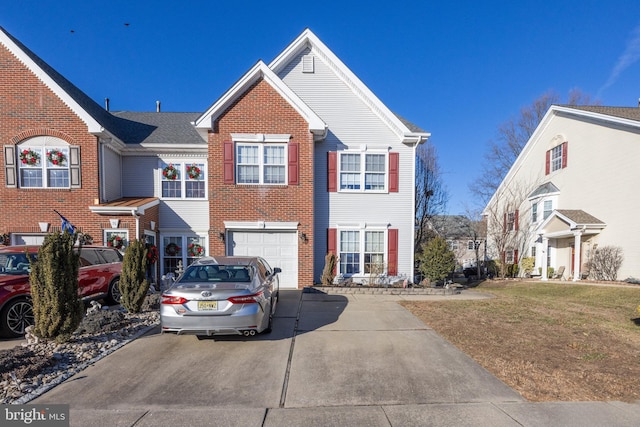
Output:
[{"xmin": 0, "ymin": 245, "xmax": 123, "ymax": 337}]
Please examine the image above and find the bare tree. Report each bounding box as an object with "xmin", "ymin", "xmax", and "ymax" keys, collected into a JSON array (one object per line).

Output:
[
  {"xmin": 461, "ymin": 207, "xmax": 487, "ymax": 277},
  {"xmin": 415, "ymin": 140, "xmax": 448, "ymax": 251},
  {"xmin": 470, "ymin": 89, "xmax": 599, "ymax": 205}
]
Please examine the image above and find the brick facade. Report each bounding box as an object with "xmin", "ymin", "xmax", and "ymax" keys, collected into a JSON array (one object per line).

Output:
[{"xmin": 208, "ymin": 78, "xmax": 315, "ymax": 287}]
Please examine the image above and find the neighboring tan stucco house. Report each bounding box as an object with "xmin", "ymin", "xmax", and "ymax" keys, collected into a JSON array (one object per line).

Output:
[
  {"xmin": 0, "ymin": 27, "xmax": 429, "ymax": 288},
  {"xmin": 484, "ymin": 105, "xmax": 640, "ymax": 281}
]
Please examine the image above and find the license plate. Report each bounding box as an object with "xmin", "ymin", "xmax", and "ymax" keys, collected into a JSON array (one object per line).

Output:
[{"xmin": 197, "ymin": 301, "xmax": 218, "ymax": 311}]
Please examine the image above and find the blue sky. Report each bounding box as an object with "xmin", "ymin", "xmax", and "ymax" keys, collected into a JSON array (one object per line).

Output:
[{"xmin": 3, "ymin": 1, "xmax": 639, "ymax": 213}]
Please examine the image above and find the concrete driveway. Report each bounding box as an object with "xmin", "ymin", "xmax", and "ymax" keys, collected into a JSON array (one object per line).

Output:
[{"xmin": 30, "ymin": 290, "xmax": 640, "ymax": 426}]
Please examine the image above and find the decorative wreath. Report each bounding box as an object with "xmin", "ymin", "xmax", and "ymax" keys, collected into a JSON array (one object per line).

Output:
[
  {"xmin": 186, "ymin": 164, "xmax": 201, "ymax": 180},
  {"xmin": 187, "ymin": 243, "xmax": 204, "ymax": 257},
  {"xmin": 19, "ymin": 149, "xmax": 40, "ymax": 165},
  {"xmin": 146, "ymin": 245, "xmax": 159, "ymax": 264},
  {"xmin": 165, "ymin": 242, "xmax": 181, "ymax": 256},
  {"xmin": 162, "ymin": 164, "xmax": 179, "ymax": 180},
  {"xmin": 46, "ymin": 149, "xmax": 66, "ymax": 165},
  {"xmin": 0, "ymin": 233, "xmax": 9, "ymax": 245},
  {"xmin": 107, "ymin": 235, "xmax": 124, "ymax": 250}
]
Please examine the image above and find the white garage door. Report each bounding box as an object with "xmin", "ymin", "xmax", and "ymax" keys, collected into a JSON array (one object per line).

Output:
[{"xmin": 228, "ymin": 231, "xmax": 298, "ymax": 289}]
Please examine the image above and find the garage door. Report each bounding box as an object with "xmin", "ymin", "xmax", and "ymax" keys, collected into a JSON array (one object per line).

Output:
[{"xmin": 228, "ymin": 231, "xmax": 298, "ymax": 289}]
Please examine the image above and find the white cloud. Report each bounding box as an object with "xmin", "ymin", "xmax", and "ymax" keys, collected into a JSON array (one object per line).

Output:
[{"xmin": 598, "ymin": 23, "xmax": 640, "ymax": 97}]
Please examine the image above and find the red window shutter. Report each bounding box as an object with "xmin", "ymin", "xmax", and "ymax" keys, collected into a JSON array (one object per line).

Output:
[
  {"xmin": 503, "ymin": 212, "xmax": 507, "ymax": 232},
  {"xmin": 327, "ymin": 228, "xmax": 337, "ymax": 275},
  {"xmin": 562, "ymin": 141, "xmax": 568, "ymax": 169},
  {"xmin": 388, "ymin": 229, "xmax": 398, "ymax": 276},
  {"xmin": 389, "ymin": 152, "xmax": 399, "ymax": 192},
  {"xmin": 514, "ymin": 249, "xmax": 519, "ymax": 265},
  {"xmin": 327, "ymin": 228, "xmax": 337, "ymax": 254},
  {"xmin": 223, "ymin": 142, "xmax": 234, "ymax": 184},
  {"xmin": 501, "ymin": 251, "xmax": 506, "ymax": 264},
  {"xmin": 288, "ymin": 142, "xmax": 299, "ymax": 185},
  {"xmin": 545, "ymin": 150, "xmax": 550, "ymax": 175},
  {"xmin": 327, "ymin": 152, "xmax": 337, "ymax": 192},
  {"xmin": 514, "ymin": 209, "xmax": 519, "ymax": 231}
]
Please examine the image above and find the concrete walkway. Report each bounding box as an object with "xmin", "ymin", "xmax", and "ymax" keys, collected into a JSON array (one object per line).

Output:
[{"xmin": 26, "ymin": 289, "xmax": 640, "ymax": 426}]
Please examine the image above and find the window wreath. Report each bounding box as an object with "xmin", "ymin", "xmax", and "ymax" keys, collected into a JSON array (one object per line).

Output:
[
  {"xmin": 46, "ymin": 149, "xmax": 66, "ymax": 165},
  {"xmin": 165, "ymin": 242, "xmax": 181, "ymax": 256},
  {"xmin": 187, "ymin": 243, "xmax": 204, "ymax": 257},
  {"xmin": 107, "ymin": 235, "xmax": 124, "ymax": 250},
  {"xmin": 146, "ymin": 245, "xmax": 159, "ymax": 264},
  {"xmin": 186, "ymin": 164, "xmax": 201, "ymax": 180},
  {"xmin": 162, "ymin": 164, "xmax": 179, "ymax": 180},
  {"xmin": 19, "ymin": 148, "xmax": 40, "ymax": 165}
]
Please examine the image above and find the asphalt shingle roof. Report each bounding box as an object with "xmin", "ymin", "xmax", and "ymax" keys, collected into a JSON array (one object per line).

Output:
[
  {"xmin": 556, "ymin": 209, "xmax": 604, "ymax": 225},
  {"xmin": 112, "ymin": 112, "xmax": 205, "ymax": 145},
  {"xmin": 559, "ymin": 105, "xmax": 640, "ymax": 122}
]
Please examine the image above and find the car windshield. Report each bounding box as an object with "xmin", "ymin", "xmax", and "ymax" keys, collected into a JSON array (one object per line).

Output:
[
  {"xmin": 179, "ymin": 265, "xmax": 253, "ymax": 283},
  {"xmin": 0, "ymin": 252, "xmax": 36, "ymax": 275}
]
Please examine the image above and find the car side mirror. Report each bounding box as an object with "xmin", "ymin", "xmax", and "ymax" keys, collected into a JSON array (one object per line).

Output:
[{"xmin": 273, "ymin": 267, "xmax": 282, "ymax": 274}]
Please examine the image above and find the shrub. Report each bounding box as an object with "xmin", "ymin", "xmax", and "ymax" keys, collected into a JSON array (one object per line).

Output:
[
  {"xmin": 520, "ymin": 257, "xmax": 535, "ymax": 277},
  {"xmin": 417, "ymin": 236, "xmax": 456, "ymax": 285},
  {"xmin": 320, "ymin": 252, "xmax": 337, "ymax": 286},
  {"xmin": 119, "ymin": 239, "xmax": 151, "ymax": 313},
  {"xmin": 588, "ymin": 245, "xmax": 624, "ymax": 281},
  {"xmin": 29, "ymin": 232, "xmax": 83, "ymax": 342}
]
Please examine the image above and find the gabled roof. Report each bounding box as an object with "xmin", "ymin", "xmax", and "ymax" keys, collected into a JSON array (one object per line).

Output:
[
  {"xmin": 269, "ymin": 29, "xmax": 430, "ymax": 145},
  {"xmin": 485, "ymin": 104, "xmax": 640, "ymax": 212},
  {"xmin": 194, "ymin": 60, "xmax": 327, "ymax": 140},
  {"xmin": 538, "ymin": 209, "xmax": 606, "ymax": 239},
  {"xmin": 0, "ymin": 26, "xmax": 122, "ymax": 138}
]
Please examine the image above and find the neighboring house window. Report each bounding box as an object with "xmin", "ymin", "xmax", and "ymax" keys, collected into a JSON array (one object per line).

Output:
[
  {"xmin": 543, "ymin": 200, "xmax": 552, "ymax": 220},
  {"xmin": 468, "ymin": 240, "xmax": 480, "ymax": 250},
  {"xmin": 545, "ymin": 141, "xmax": 568, "ymax": 175},
  {"xmin": 531, "ymin": 246, "xmax": 536, "ymax": 257},
  {"xmin": 160, "ymin": 162, "xmax": 206, "ymax": 199},
  {"xmin": 447, "ymin": 240, "xmax": 458, "ymax": 251},
  {"xmin": 505, "ymin": 249, "xmax": 515, "ymax": 264},
  {"xmin": 531, "ymin": 203, "xmax": 538, "ymax": 223},
  {"xmin": 11, "ymin": 138, "xmax": 80, "ymax": 188},
  {"xmin": 331, "ymin": 228, "xmax": 397, "ymax": 276},
  {"xmin": 236, "ymin": 143, "xmax": 286, "ymax": 185},
  {"xmin": 505, "ymin": 210, "xmax": 519, "ymax": 232},
  {"xmin": 328, "ymin": 151, "xmax": 399, "ymax": 193},
  {"xmin": 161, "ymin": 235, "xmax": 206, "ymax": 276}
]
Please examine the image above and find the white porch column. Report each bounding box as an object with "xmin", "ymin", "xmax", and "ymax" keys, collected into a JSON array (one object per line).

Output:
[
  {"xmin": 573, "ymin": 231, "xmax": 582, "ymax": 281},
  {"xmin": 541, "ymin": 237, "xmax": 549, "ymax": 280}
]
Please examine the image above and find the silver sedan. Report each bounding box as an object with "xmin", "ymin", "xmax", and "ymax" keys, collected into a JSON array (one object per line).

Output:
[{"xmin": 160, "ymin": 256, "xmax": 280, "ymax": 337}]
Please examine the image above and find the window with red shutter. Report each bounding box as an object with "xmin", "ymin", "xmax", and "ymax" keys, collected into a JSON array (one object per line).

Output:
[
  {"xmin": 327, "ymin": 152, "xmax": 337, "ymax": 192},
  {"xmin": 388, "ymin": 152, "xmax": 399, "ymax": 192},
  {"xmin": 223, "ymin": 142, "xmax": 234, "ymax": 184},
  {"xmin": 387, "ymin": 229, "xmax": 398, "ymax": 275},
  {"xmin": 288, "ymin": 142, "xmax": 299, "ymax": 185}
]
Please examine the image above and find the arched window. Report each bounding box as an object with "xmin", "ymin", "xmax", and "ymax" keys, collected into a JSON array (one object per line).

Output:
[{"xmin": 12, "ymin": 136, "xmax": 80, "ymax": 188}]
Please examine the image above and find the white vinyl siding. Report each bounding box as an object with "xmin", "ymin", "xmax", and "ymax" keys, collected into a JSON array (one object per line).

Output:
[{"xmin": 278, "ymin": 48, "xmax": 415, "ymax": 282}]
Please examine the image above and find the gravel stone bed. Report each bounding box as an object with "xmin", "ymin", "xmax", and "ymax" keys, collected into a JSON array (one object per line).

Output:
[{"xmin": 0, "ymin": 297, "xmax": 160, "ymax": 404}]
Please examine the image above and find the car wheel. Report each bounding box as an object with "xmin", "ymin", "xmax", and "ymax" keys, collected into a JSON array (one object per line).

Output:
[
  {"xmin": 105, "ymin": 277, "xmax": 122, "ymax": 305},
  {"xmin": 1, "ymin": 298, "xmax": 34, "ymax": 338}
]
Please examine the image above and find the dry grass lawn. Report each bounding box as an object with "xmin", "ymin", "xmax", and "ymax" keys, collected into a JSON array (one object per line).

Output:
[{"xmin": 400, "ymin": 280, "xmax": 640, "ymax": 402}]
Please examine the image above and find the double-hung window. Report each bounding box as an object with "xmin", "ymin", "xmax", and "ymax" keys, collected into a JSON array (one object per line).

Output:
[
  {"xmin": 339, "ymin": 230, "xmax": 360, "ymax": 274},
  {"xmin": 545, "ymin": 141, "xmax": 568, "ymax": 174},
  {"xmin": 17, "ymin": 140, "xmax": 72, "ymax": 188},
  {"xmin": 339, "ymin": 229, "xmax": 387, "ymax": 275},
  {"xmin": 543, "ymin": 200, "xmax": 552, "ymax": 220},
  {"xmin": 339, "ymin": 152, "xmax": 387, "ymax": 191},
  {"xmin": 236, "ymin": 143, "xmax": 286, "ymax": 185},
  {"xmin": 531, "ymin": 203, "xmax": 538, "ymax": 223},
  {"xmin": 160, "ymin": 162, "xmax": 206, "ymax": 199},
  {"xmin": 364, "ymin": 231, "xmax": 385, "ymax": 273}
]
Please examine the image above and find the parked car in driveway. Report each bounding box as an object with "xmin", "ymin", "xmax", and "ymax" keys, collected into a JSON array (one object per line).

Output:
[
  {"xmin": 161, "ymin": 256, "xmax": 280, "ymax": 337},
  {"xmin": 0, "ymin": 245, "xmax": 123, "ymax": 337}
]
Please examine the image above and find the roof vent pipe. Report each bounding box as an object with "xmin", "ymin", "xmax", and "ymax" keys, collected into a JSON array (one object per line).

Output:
[
  {"xmin": 156, "ymin": 101, "xmax": 161, "ymax": 112},
  {"xmin": 105, "ymin": 98, "xmax": 110, "ymax": 111}
]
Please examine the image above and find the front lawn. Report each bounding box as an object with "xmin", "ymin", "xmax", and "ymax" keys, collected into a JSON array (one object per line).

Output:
[{"xmin": 400, "ymin": 281, "xmax": 640, "ymax": 402}]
